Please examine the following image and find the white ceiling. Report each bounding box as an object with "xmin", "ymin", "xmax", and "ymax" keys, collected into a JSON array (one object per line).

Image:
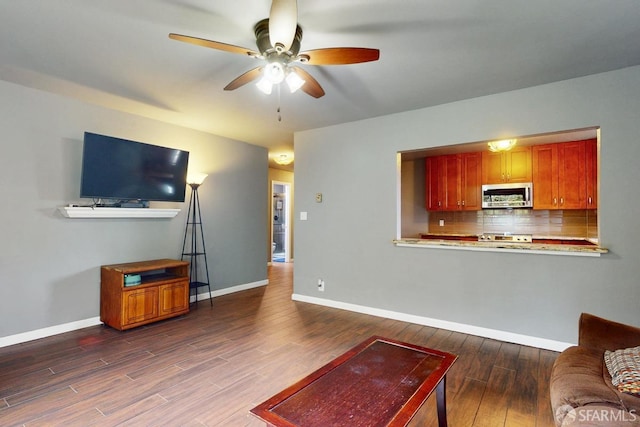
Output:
[{"xmin": 2, "ymin": 1, "xmax": 640, "ymax": 168}]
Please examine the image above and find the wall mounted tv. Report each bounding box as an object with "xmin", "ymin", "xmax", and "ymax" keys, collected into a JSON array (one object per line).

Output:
[{"xmin": 80, "ymin": 132, "xmax": 190, "ymax": 204}]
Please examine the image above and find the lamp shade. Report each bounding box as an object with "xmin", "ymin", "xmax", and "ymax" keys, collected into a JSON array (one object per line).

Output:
[
  {"xmin": 187, "ymin": 172, "xmax": 208, "ymax": 185},
  {"xmin": 256, "ymin": 77, "xmax": 273, "ymax": 95},
  {"xmin": 286, "ymin": 71, "xmax": 305, "ymax": 93},
  {"xmin": 264, "ymin": 62, "xmax": 285, "ymax": 84},
  {"xmin": 269, "ymin": 0, "xmax": 298, "ymax": 51}
]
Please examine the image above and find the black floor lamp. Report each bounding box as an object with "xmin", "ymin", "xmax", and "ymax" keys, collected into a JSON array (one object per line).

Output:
[{"xmin": 181, "ymin": 173, "xmax": 212, "ymax": 307}]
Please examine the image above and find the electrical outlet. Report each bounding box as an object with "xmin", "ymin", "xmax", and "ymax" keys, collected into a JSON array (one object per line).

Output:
[
  {"xmin": 439, "ymin": 219, "xmax": 445, "ymax": 226},
  {"xmin": 315, "ymin": 193, "xmax": 323, "ymax": 203},
  {"xmin": 317, "ymin": 278, "xmax": 325, "ymax": 292}
]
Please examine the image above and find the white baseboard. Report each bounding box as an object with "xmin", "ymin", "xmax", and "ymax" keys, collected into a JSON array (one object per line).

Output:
[
  {"xmin": 190, "ymin": 279, "xmax": 268, "ymax": 302},
  {"xmin": 1, "ymin": 279, "xmax": 269, "ymax": 349},
  {"xmin": 2, "ymin": 282, "xmax": 569, "ymax": 352},
  {"xmin": 291, "ymin": 293, "xmax": 573, "ymax": 352},
  {"xmin": 0, "ymin": 317, "xmax": 103, "ymax": 348}
]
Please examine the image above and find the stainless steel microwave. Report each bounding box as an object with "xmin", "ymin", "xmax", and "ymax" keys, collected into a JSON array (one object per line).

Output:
[{"xmin": 482, "ymin": 182, "xmax": 533, "ymax": 208}]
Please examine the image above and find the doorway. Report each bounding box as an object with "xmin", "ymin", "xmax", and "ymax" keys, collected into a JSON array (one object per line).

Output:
[{"xmin": 272, "ymin": 181, "xmax": 290, "ymax": 263}]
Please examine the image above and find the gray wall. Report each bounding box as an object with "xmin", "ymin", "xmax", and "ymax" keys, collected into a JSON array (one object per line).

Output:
[
  {"xmin": 294, "ymin": 65, "xmax": 640, "ymax": 346},
  {"xmin": 0, "ymin": 80, "xmax": 267, "ymax": 338}
]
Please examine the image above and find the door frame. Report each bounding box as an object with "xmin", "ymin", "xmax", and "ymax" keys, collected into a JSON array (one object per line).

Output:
[{"xmin": 271, "ymin": 180, "xmax": 291, "ymax": 263}]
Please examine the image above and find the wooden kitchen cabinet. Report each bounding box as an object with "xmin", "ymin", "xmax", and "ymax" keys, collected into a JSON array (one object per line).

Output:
[
  {"xmin": 425, "ymin": 155, "xmax": 446, "ymax": 211},
  {"xmin": 482, "ymin": 146, "xmax": 532, "ymax": 184},
  {"xmin": 532, "ymin": 140, "xmax": 590, "ymax": 209},
  {"xmin": 425, "ymin": 152, "xmax": 481, "ymax": 211},
  {"xmin": 445, "ymin": 154, "xmax": 460, "ymax": 210},
  {"xmin": 586, "ymin": 138, "xmax": 598, "ymax": 208},
  {"xmin": 531, "ymin": 144, "xmax": 556, "ymax": 209},
  {"xmin": 101, "ymin": 259, "xmax": 190, "ymax": 330},
  {"xmin": 460, "ymin": 152, "xmax": 483, "ymax": 210}
]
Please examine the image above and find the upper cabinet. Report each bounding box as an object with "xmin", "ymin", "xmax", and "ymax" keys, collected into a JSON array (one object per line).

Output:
[
  {"xmin": 425, "ymin": 139, "xmax": 597, "ymax": 212},
  {"xmin": 532, "ymin": 139, "xmax": 596, "ymax": 209},
  {"xmin": 425, "ymin": 152, "xmax": 482, "ymax": 211},
  {"xmin": 586, "ymin": 139, "xmax": 598, "ymax": 208},
  {"xmin": 481, "ymin": 146, "xmax": 532, "ymax": 184},
  {"xmin": 460, "ymin": 152, "xmax": 483, "ymax": 210},
  {"xmin": 425, "ymin": 155, "xmax": 447, "ymax": 211}
]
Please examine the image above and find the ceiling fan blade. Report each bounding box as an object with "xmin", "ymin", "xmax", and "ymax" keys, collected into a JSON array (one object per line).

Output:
[
  {"xmin": 224, "ymin": 67, "xmax": 264, "ymax": 91},
  {"xmin": 298, "ymin": 47, "xmax": 380, "ymax": 65},
  {"xmin": 269, "ymin": 0, "xmax": 298, "ymax": 51},
  {"xmin": 169, "ymin": 33, "xmax": 259, "ymax": 57},
  {"xmin": 291, "ymin": 67, "xmax": 325, "ymax": 98}
]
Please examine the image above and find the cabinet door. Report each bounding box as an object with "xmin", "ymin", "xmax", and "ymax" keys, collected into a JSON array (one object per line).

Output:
[
  {"xmin": 159, "ymin": 282, "xmax": 189, "ymax": 315},
  {"xmin": 426, "ymin": 154, "xmax": 476, "ymax": 211},
  {"xmin": 444, "ymin": 154, "xmax": 461, "ymax": 210},
  {"xmin": 425, "ymin": 156, "xmax": 444, "ymax": 211},
  {"xmin": 482, "ymin": 147, "xmax": 532, "ymax": 184},
  {"xmin": 558, "ymin": 141, "xmax": 587, "ymax": 209},
  {"xmin": 532, "ymin": 144, "xmax": 559, "ymax": 209},
  {"xmin": 481, "ymin": 151, "xmax": 505, "ymax": 184},
  {"xmin": 506, "ymin": 146, "xmax": 532, "ymax": 183},
  {"xmin": 122, "ymin": 287, "xmax": 159, "ymax": 326},
  {"xmin": 460, "ymin": 152, "xmax": 482, "ymax": 210},
  {"xmin": 586, "ymin": 139, "xmax": 598, "ymax": 208}
]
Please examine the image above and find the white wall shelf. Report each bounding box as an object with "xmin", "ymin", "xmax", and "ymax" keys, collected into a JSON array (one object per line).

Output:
[{"xmin": 59, "ymin": 207, "xmax": 180, "ymax": 219}]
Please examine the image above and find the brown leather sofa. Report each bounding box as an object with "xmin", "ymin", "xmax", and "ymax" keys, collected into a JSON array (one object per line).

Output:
[{"xmin": 550, "ymin": 313, "xmax": 640, "ymax": 426}]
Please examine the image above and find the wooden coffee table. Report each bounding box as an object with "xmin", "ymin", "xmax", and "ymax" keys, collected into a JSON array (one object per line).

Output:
[{"xmin": 250, "ymin": 336, "xmax": 457, "ymax": 427}]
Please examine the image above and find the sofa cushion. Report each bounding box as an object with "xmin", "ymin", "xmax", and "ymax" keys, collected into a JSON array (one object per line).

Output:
[
  {"xmin": 550, "ymin": 345, "xmax": 624, "ymax": 411},
  {"xmin": 605, "ymin": 346, "xmax": 640, "ymax": 396}
]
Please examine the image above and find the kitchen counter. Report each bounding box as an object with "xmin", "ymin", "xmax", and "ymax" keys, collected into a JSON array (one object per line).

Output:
[{"xmin": 394, "ymin": 234, "xmax": 608, "ymax": 257}]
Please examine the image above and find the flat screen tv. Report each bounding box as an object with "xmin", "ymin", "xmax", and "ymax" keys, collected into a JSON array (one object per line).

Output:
[{"xmin": 80, "ymin": 132, "xmax": 190, "ymax": 203}]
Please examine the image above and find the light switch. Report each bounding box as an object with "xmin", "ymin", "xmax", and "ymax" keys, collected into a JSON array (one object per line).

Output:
[{"xmin": 300, "ymin": 211, "xmax": 308, "ymax": 221}]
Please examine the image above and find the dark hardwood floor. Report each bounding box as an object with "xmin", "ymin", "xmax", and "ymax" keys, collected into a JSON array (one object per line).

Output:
[{"xmin": 0, "ymin": 263, "xmax": 558, "ymax": 426}]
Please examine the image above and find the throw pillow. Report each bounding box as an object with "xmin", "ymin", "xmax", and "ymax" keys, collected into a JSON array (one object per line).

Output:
[{"xmin": 604, "ymin": 346, "xmax": 640, "ymax": 396}]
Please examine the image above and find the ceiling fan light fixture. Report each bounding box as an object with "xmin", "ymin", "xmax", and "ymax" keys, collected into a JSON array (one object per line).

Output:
[
  {"xmin": 488, "ymin": 139, "xmax": 517, "ymax": 152},
  {"xmin": 285, "ymin": 70, "xmax": 305, "ymax": 93},
  {"xmin": 256, "ymin": 77, "xmax": 273, "ymax": 94},
  {"xmin": 264, "ymin": 61, "xmax": 285, "ymax": 84}
]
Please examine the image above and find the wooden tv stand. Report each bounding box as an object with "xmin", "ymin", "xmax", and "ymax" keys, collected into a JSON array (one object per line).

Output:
[{"xmin": 100, "ymin": 259, "xmax": 190, "ymax": 330}]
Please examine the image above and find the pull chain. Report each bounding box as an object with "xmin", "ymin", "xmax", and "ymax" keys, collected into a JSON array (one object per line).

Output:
[{"xmin": 277, "ymin": 84, "xmax": 282, "ymax": 122}]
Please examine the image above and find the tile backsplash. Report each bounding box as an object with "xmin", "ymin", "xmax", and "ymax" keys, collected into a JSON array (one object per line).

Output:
[{"xmin": 427, "ymin": 209, "xmax": 598, "ymax": 240}]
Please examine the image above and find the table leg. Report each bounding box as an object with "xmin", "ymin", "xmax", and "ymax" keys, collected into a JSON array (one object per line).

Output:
[{"xmin": 436, "ymin": 376, "xmax": 448, "ymax": 427}]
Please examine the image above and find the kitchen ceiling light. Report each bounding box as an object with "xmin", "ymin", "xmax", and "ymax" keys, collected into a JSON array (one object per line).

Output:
[
  {"xmin": 274, "ymin": 154, "xmax": 293, "ymax": 165},
  {"xmin": 488, "ymin": 139, "xmax": 517, "ymax": 152}
]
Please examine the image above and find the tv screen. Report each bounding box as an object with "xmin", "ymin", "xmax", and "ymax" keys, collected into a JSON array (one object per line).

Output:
[{"xmin": 80, "ymin": 132, "xmax": 190, "ymax": 203}]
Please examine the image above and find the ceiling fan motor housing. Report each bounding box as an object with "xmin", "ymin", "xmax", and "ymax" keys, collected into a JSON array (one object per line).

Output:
[{"xmin": 254, "ymin": 19, "xmax": 302, "ymax": 62}]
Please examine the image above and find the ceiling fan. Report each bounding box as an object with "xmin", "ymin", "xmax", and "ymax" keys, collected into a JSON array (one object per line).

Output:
[{"xmin": 169, "ymin": 0, "xmax": 380, "ymax": 98}]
